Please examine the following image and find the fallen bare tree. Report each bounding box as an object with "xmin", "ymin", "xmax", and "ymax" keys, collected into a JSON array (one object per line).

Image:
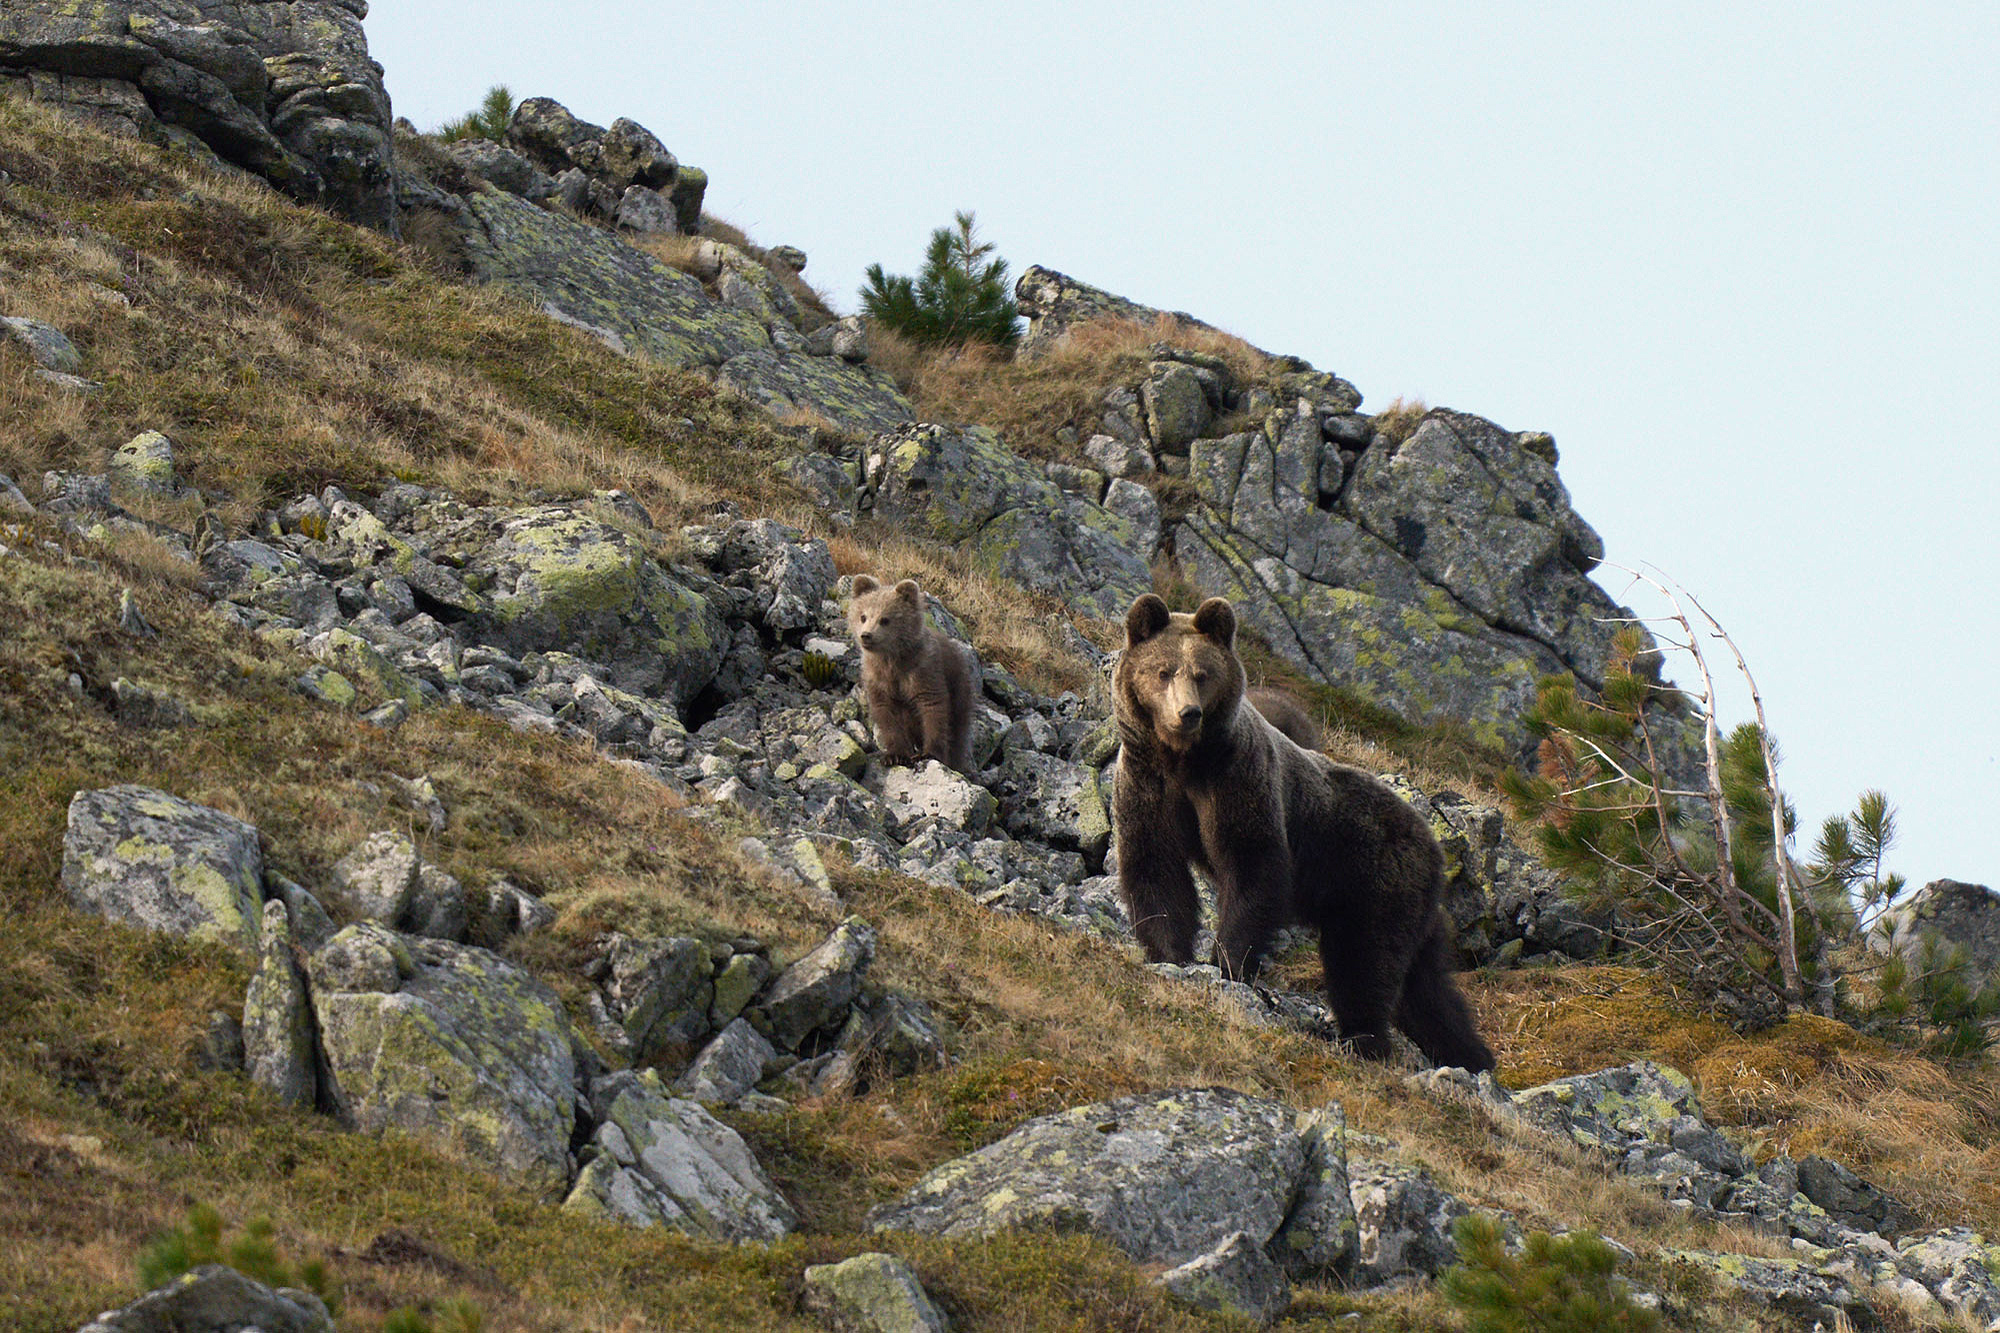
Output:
[{"xmin": 1502, "ymin": 565, "xmax": 1830, "ymax": 1025}]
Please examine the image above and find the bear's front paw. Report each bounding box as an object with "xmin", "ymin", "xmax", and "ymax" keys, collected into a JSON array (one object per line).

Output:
[
  {"xmin": 882, "ymin": 747, "xmax": 920, "ymax": 766},
  {"xmin": 1342, "ymin": 1031, "xmax": 1395, "ymax": 1062}
]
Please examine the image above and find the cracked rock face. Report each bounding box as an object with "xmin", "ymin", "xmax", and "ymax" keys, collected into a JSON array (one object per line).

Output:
[
  {"xmin": 563, "ymin": 1069, "xmax": 796, "ymax": 1242},
  {"xmin": 868, "ymin": 422, "xmax": 1152, "ymax": 619},
  {"xmin": 0, "ymin": 0, "xmax": 397, "ymax": 230}
]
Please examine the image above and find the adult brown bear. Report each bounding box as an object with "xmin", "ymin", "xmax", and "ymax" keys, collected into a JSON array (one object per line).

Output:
[{"xmin": 1113, "ymin": 593, "xmax": 1495, "ymax": 1071}]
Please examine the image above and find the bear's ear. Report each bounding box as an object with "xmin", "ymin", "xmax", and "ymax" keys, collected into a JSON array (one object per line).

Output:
[
  {"xmin": 1125, "ymin": 594, "xmax": 1172, "ymax": 647},
  {"xmin": 893, "ymin": 578, "xmax": 921, "ymax": 602},
  {"xmin": 852, "ymin": 574, "xmax": 879, "ymax": 596},
  {"xmin": 1192, "ymin": 598, "xmax": 1236, "ymax": 648}
]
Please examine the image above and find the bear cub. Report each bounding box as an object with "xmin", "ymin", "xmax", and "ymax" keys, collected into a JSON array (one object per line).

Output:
[
  {"xmin": 848, "ymin": 575, "xmax": 979, "ymax": 775},
  {"xmin": 1113, "ymin": 593, "xmax": 1495, "ymax": 1071}
]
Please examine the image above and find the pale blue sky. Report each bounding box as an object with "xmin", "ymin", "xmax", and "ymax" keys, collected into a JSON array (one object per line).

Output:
[{"xmin": 370, "ymin": 3, "xmax": 1999, "ymax": 885}]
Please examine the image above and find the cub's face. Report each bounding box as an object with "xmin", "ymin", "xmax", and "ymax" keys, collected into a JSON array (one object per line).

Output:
[
  {"xmin": 1115, "ymin": 594, "xmax": 1244, "ymax": 751},
  {"xmin": 847, "ymin": 575, "xmax": 925, "ymax": 658}
]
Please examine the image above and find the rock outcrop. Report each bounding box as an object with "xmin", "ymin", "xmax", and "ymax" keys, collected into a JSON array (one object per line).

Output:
[
  {"xmin": 0, "ymin": 0, "xmax": 397, "ymax": 230},
  {"xmin": 75, "ymin": 1263, "xmax": 336, "ymax": 1333}
]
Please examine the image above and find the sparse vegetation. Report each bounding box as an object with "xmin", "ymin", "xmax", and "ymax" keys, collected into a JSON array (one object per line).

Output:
[
  {"xmin": 861, "ymin": 211, "xmax": 1021, "ymax": 349},
  {"xmin": 136, "ymin": 1203, "xmax": 339, "ymax": 1309},
  {"xmin": 436, "ymin": 84, "xmax": 515, "ymax": 144},
  {"xmin": 1440, "ymin": 1214, "xmax": 1662, "ymax": 1332},
  {"xmin": 1370, "ymin": 395, "xmax": 1430, "ymax": 446}
]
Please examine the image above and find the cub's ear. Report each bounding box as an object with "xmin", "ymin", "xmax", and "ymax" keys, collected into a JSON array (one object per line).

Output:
[
  {"xmin": 851, "ymin": 574, "xmax": 879, "ymax": 596},
  {"xmin": 893, "ymin": 578, "xmax": 921, "ymax": 602},
  {"xmin": 1192, "ymin": 598, "xmax": 1236, "ymax": 648},
  {"xmin": 1125, "ymin": 594, "xmax": 1172, "ymax": 647}
]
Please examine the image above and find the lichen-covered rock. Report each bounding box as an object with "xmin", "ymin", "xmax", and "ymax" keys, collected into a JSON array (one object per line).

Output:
[
  {"xmin": 1272, "ymin": 1104, "xmax": 1357, "ymax": 1279},
  {"xmin": 0, "ymin": 0, "xmax": 397, "ymax": 230},
  {"xmin": 869, "ymin": 1087, "xmax": 1305, "ymax": 1267},
  {"xmin": 323, "ymin": 829, "xmax": 420, "ymax": 925},
  {"xmin": 1796, "ymin": 1154, "xmax": 1920, "ymax": 1239},
  {"xmin": 62, "ymin": 785, "xmax": 263, "ymax": 950},
  {"xmin": 242, "ymin": 899, "xmax": 314, "ymax": 1107},
  {"xmin": 597, "ymin": 934, "xmax": 715, "ymax": 1062},
  {"xmin": 802, "ymin": 1252, "xmax": 951, "ymax": 1333},
  {"xmin": 1, "ymin": 315, "xmax": 82, "ymax": 373},
  {"xmin": 1341, "ymin": 409, "xmax": 1612, "ymax": 676},
  {"xmin": 1669, "ymin": 1251, "xmax": 1880, "ymax": 1330},
  {"xmin": 1347, "ymin": 1160, "xmax": 1468, "ymax": 1286},
  {"xmin": 1155, "ymin": 1230, "xmax": 1291, "ymax": 1324},
  {"xmin": 308, "ymin": 924, "xmax": 575, "ymax": 1194},
  {"xmin": 991, "ymin": 749, "xmax": 1109, "ymax": 864},
  {"xmin": 74, "ymin": 1263, "xmax": 335, "ymax": 1333},
  {"xmin": 876, "ymin": 761, "xmax": 997, "ymax": 835},
  {"xmin": 454, "ymin": 189, "xmax": 910, "ymax": 434},
  {"xmin": 869, "ymin": 422, "xmax": 1151, "ymax": 618},
  {"xmin": 442, "ymin": 138, "xmax": 551, "ymax": 199},
  {"xmin": 1884, "ymin": 879, "xmax": 2000, "ymax": 977},
  {"xmin": 1511, "ymin": 1060, "xmax": 1702, "ymax": 1155},
  {"xmin": 756, "ymin": 917, "xmax": 876, "ymax": 1051},
  {"xmin": 674, "ymin": 1017, "xmax": 777, "ymax": 1104},
  {"xmin": 108, "ymin": 429, "xmax": 176, "ymax": 494},
  {"xmin": 1894, "ymin": 1227, "xmax": 2000, "ymax": 1327},
  {"xmin": 1141, "ymin": 362, "xmax": 1212, "ymax": 451},
  {"xmin": 447, "ymin": 505, "xmax": 726, "ymax": 706},
  {"xmin": 562, "ymin": 1069, "xmax": 796, "ymax": 1241},
  {"xmin": 1014, "ymin": 265, "xmax": 1240, "ymax": 356}
]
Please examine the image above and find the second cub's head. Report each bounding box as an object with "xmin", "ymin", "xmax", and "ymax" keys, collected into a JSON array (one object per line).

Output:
[
  {"xmin": 1114, "ymin": 594, "xmax": 1245, "ymax": 751},
  {"xmin": 847, "ymin": 575, "xmax": 926, "ymax": 658}
]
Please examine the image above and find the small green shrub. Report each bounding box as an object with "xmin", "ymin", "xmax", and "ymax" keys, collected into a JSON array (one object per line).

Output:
[
  {"xmin": 437, "ymin": 85, "xmax": 515, "ymax": 144},
  {"xmin": 860, "ymin": 211, "xmax": 1020, "ymax": 349},
  {"xmin": 136, "ymin": 1204, "xmax": 339, "ymax": 1312},
  {"xmin": 1439, "ymin": 1214, "xmax": 1662, "ymax": 1332}
]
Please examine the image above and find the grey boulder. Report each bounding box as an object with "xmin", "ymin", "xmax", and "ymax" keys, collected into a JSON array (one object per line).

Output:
[
  {"xmin": 308, "ymin": 924, "xmax": 576, "ymax": 1194},
  {"xmin": 62, "ymin": 785, "xmax": 264, "ymax": 950},
  {"xmin": 563, "ymin": 1069, "xmax": 796, "ymax": 1241},
  {"xmin": 74, "ymin": 1263, "xmax": 334, "ymax": 1333},
  {"xmin": 869, "ymin": 1087, "xmax": 1305, "ymax": 1267}
]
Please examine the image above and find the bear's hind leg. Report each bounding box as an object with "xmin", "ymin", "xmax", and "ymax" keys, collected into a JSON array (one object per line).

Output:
[
  {"xmin": 1319, "ymin": 928, "xmax": 1407, "ymax": 1061},
  {"xmin": 1394, "ymin": 916, "xmax": 1497, "ymax": 1072}
]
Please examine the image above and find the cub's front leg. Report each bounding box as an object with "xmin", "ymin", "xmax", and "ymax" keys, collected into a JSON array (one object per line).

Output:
[{"xmin": 865, "ymin": 679, "xmax": 920, "ymax": 764}]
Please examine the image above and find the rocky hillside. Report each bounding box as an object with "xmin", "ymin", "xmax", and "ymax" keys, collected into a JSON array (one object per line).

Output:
[{"xmin": 4, "ymin": 13, "xmax": 2000, "ymax": 1333}]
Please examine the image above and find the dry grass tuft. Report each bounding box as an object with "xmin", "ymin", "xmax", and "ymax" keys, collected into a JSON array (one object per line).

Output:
[
  {"xmin": 1475, "ymin": 964, "xmax": 2000, "ymax": 1230},
  {"xmin": 1370, "ymin": 395, "xmax": 1430, "ymax": 446},
  {"xmin": 869, "ymin": 314, "xmax": 1269, "ymax": 461}
]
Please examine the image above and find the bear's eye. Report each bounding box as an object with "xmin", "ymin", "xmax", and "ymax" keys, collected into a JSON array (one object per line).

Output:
[
  {"xmin": 1192, "ymin": 670, "xmax": 1209, "ymax": 685},
  {"xmin": 1157, "ymin": 667, "xmax": 1173, "ymax": 683}
]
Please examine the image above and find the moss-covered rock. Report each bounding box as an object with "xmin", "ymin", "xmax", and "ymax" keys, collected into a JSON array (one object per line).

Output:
[
  {"xmin": 308, "ymin": 924, "xmax": 576, "ymax": 1195},
  {"xmin": 61, "ymin": 784, "xmax": 264, "ymax": 950}
]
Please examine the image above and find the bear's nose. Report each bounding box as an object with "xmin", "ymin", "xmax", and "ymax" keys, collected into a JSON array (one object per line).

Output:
[
  {"xmin": 1178, "ymin": 704, "xmax": 1203, "ymax": 727},
  {"xmin": 858, "ymin": 631, "xmax": 876, "ymax": 647}
]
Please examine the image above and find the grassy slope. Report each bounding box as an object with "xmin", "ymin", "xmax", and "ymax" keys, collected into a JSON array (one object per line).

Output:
[{"xmin": 0, "ymin": 97, "xmax": 1987, "ymax": 1331}]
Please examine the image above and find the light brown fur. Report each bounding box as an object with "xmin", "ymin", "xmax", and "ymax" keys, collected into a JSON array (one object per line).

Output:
[
  {"xmin": 848, "ymin": 575, "xmax": 979, "ymax": 774},
  {"xmin": 1112, "ymin": 593, "xmax": 1494, "ymax": 1071}
]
